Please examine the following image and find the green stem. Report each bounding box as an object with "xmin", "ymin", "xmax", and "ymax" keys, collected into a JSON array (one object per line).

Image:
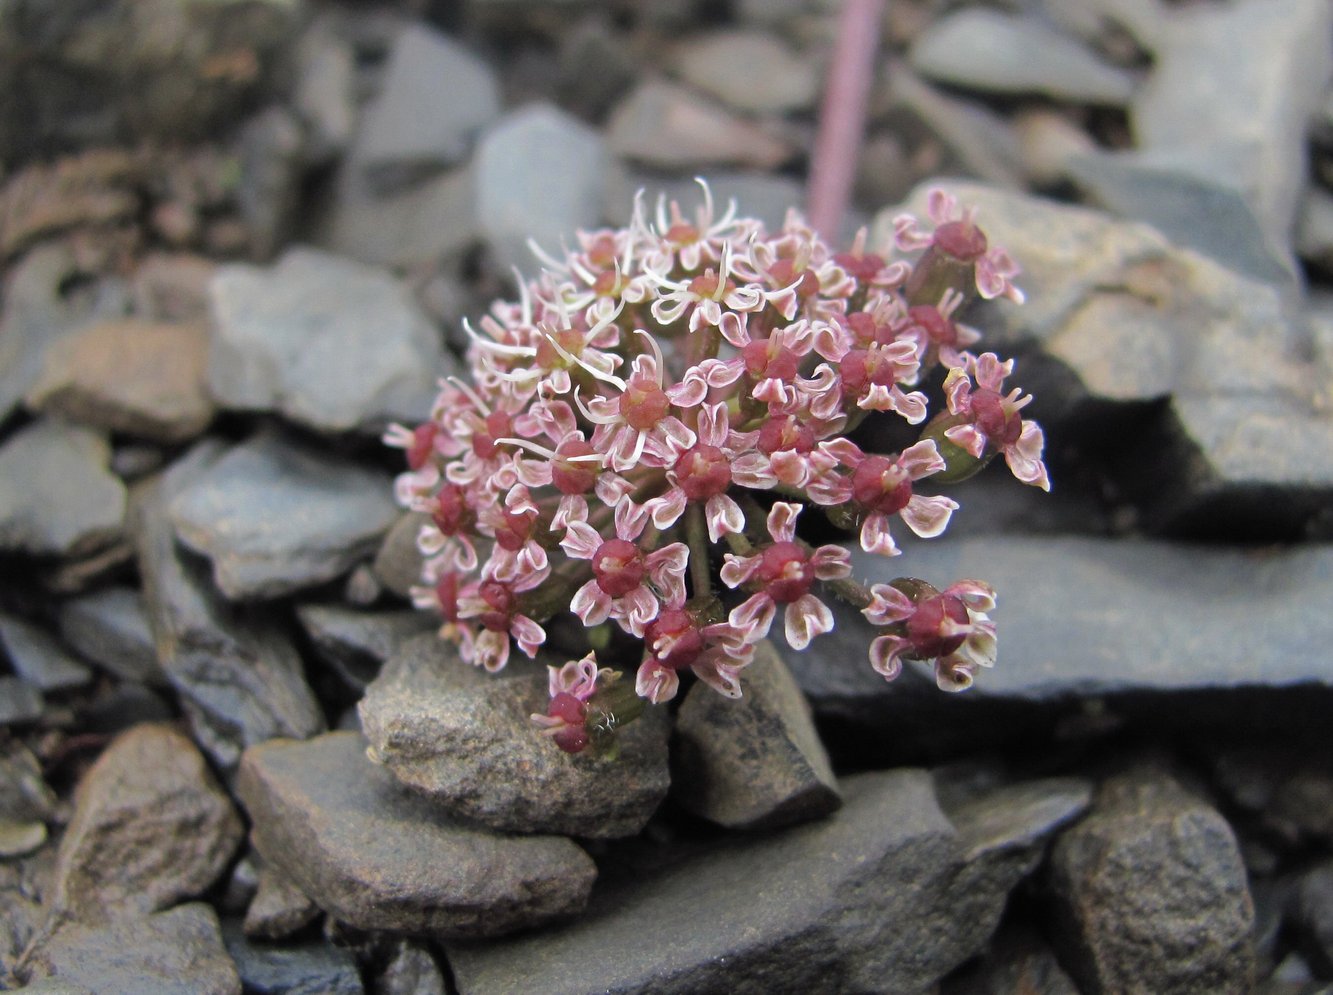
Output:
[{"xmin": 685, "ymin": 502, "xmax": 712, "ymax": 598}]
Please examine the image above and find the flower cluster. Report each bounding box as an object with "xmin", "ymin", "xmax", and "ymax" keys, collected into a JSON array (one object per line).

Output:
[{"xmin": 386, "ymin": 182, "xmax": 1047, "ymax": 754}]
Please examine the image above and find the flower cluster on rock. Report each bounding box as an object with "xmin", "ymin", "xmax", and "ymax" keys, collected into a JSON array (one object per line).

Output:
[{"xmin": 386, "ymin": 182, "xmax": 1047, "ymax": 753}]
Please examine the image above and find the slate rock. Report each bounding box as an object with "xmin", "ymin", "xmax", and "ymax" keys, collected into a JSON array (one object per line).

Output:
[
  {"xmin": 33, "ymin": 903, "xmax": 241, "ymax": 995},
  {"xmin": 236, "ymin": 731, "xmax": 597, "ymax": 938},
  {"xmin": 24, "ymin": 318, "xmax": 215, "ymax": 443},
  {"xmin": 606, "ymin": 81, "xmax": 794, "ymax": 171},
  {"xmin": 670, "ymin": 30, "xmax": 818, "ymax": 114},
  {"xmin": 168, "ymin": 431, "xmax": 400, "ymax": 601},
  {"xmin": 910, "ymin": 8, "xmax": 1137, "ymax": 105},
  {"xmin": 243, "ymin": 863, "xmax": 321, "ymax": 940},
  {"xmin": 354, "ymin": 23, "xmax": 501, "ymax": 192},
  {"xmin": 58, "ymin": 586, "xmax": 167, "ymax": 686},
  {"xmin": 293, "ymin": 18, "xmax": 357, "ymax": 163},
  {"xmin": 0, "ymin": 740, "xmax": 56, "ymax": 822},
  {"xmin": 296, "ymin": 603, "xmax": 434, "ymax": 692},
  {"xmin": 473, "ymin": 104, "xmax": 608, "ymax": 275},
  {"xmin": 222, "ymin": 919, "xmax": 363, "ymax": 995},
  {"xmin": 449, "ymin": 770, "xmax": 1088, "ymax": 995},
  {"xmin": 0, "ymin": 419, "xmax": 126, "ymax": 558},
  {"xmin": 376, "ymin": 940, "xmax": 448, "ymax": 995},
  {"xmin": 235, "ymin": 106, "xmax": 306, "ymax": 261},
  {"xmin": 208, "ymin": 247, "xmax": 453, "ymax": 434},
  {"xmin": 131, "ymin": 441, "xmax": 325, "ymax": 772},
  {"xmin": 359, "ymin": 634, "xmax": 671, "ymax": 839},
  {"xmin": 372, "ymin": 511, "xmax": 430, "ymax": 599},
  {"xmin": 1292, "ymin": 860, "xmax": 1333, "ymax": 977},
  {"xmin": 1132, "ymin": 0, "xmax": 1332, "ymax": 253},
  {"xmin": 0, "ymin": 678, "xmax": 44, "ymax": 727},
  {"xmin": 1049, "ymin": 766, "xmax": 1255, "ymax": 994},
  {"xmin": 0, "ymin": 614, "xmax": 92, "ymax": 692},
  {"xmin": 49, "ymin": 723, "xmax": 244, "ymax": 923},
  {"xmin": 673, "ymin": 639, "xmax": 840, "ymax": 831}
]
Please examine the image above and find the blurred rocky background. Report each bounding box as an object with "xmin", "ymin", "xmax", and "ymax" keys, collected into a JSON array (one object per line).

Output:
[{"xmin": 1, "ymin": 0, "xmax": 1332, "ymax": 992}]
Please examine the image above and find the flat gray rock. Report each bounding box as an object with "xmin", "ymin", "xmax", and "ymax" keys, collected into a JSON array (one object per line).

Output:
[
  {"xmin": 296, "ymin": 603, "xmax": 435, "ymax": 693},
  {"xmin": 449, "ymin": 770, "xmax": 1089, "ymax": 994},
  {"xmin": 0, "ymin": 739, "xmax": 56, "ymax": 822},
  {"xmin": 237, "ymin": 731, "xmax": 597, "ymax": 938},
  {"xmin": 49, "ymin": 723, "xmax": 244, "ymax": 923},
  {"xmin": 354, "ymin": 23, "xmax": 501, "ymax": 192},
  {"xmin": 473, "ymin": 104, "xmax": 608, "ymax": 275},
  {"xmin": 221, "ymin": 919, "xmax": 362, "ymax": 995},
  {"xmin": 670, "ymin": 30, "xmax": 818, "ymax": 114},
  {"xmin": 168, "ymin": 431, "xmax": 400, "ymax": 601},
  {"xmin": 58, "ymin": 586, "xmax": 167, "ymax": 686},
  {"xmin": 0, "ymin": 677, "xmax": 43, "ymax": 726},
  {"xmin": 359, "ymin": 634, "xmax": 671, "ymax": 839},
  {"xmin": 1050, "ymin": 765, "xmax": 1254, "ymax": 993},
  {"xmin": 0, "ymin": 614, "xmax": 92, "ymax": 692},
  {"xmin": 131, "ymin": 441, "xmax": 326, "ymax": 772},
  {"xmin": 208, "ymin": 247, "xmax": 453, "ymax": 434},
  {"xmin": 371, "ymin": 511, "xmax": 430, "ymax": 599},
  {"xmin": 910, "ymin": 8, "xmax": 1137, "ymax": 105},
  {"xmin": 673, "ymin": 640, "xmax": 841, "ymax": 830},
  {"xmin": 0, "ymin": 419, "xmax": 126, "ymax": 558},
  {"xmin": 242, "ymin": 863, "xmax": 320, "ymax": 940}
]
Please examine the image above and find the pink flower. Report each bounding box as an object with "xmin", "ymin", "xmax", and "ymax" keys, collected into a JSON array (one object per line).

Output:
[
  {"xmin": 721, "ymin": 502, "xmax": 851, "ymax": 649},
  {"xmin": 530, "ymin": 653, "xmax": 620, "ymax": 754},
  {"xmin": 943, "ymin": 353, "xmax": 1050, "ymax": 491},
  {"xmin": 643, "ymin": 402, "xmax": 748, "ymax": 542},
  {"xmin": 455, "ymin": 571, "xmax": 549, "ymax": 672},
  {"xmin": 862, "ymin": 580, "xmax": 997, "ymax": 691},
  {"xmin": 845, "ymin": 440, "xmax": 958, "ymax": 556},
  {"xmin": 635, "ymin": 592, "xmax": 759, "ymax": 704},
  {"xmin": 894, "ymin": 189, "xmax": 1024, "ymax": 304}
]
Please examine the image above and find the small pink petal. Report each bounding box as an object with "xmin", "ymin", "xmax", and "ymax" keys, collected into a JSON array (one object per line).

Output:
[{"xmin": 900, "ymin": 494, "xmax": 957, "ymax": 539}]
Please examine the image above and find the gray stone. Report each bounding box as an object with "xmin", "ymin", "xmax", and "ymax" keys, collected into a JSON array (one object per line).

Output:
[
  {"xmin": 372, "ymin": 511, "xmax": 430, "ymax": 599},
  {"xmin": 449, "ymin": 770, "xmax": 1088, "ymax": 994},
  {"xmin": 0, "ymin": 615, "xmax": 92, "ymax": 692},
  {"xmin": 1212, "ymin": 747, "xmax": 1333, "ymax": 849},
  {"xmin": 910, "ymin": 8, "xmax": 1137, "ymax": 106},
  {"xmin": 236, "ymin": 731, "xmax": 597, "ymax": 938},
  {"xmin": 296, "ymin": 603, "xmax": 434, "ymax": 692},
  {"xmin": 1029, "ymin": 0, "xmax": 1164, "ymax": 55},
  {"xmin": 0, "ymin": 419, "xmax": 126, "ymax": 558},
  {"xmin": 606, "ymin": 81, "xmax": 794, "ymax": 171},
  {"xmin": 1049, "ymin": 766, "xmax": 1255, "ymax": 994},
  {"xmin": 0, "ymin": 819, "xmax": 47, "ymax": 859},
  {"xmin": 1292, "ymin": 860, "xmax": 1333, "ymax": 977},
  {"xmin": 243, "ymin": 864, "xmax": 321, "ymax": 940},
  {"xmin": 1132, "ymin": 0, "xmax": 1332, "ymax": 254},
  {"xmin": 359, "ymin": 634, "xmax": 671, "ymax": 839},
  {"xmin": 1297, "ymin": 183, "xmax": 1333, "ymax": 274},
  {"xmin": 34, "ymin": 903, "xmax": 241, "ymax": 995},
  {"xmin": 941, "ymin": 923, "xmax": 1081, "ymax": 995},
  {"xmin": 670, "ymin": 30, "xmax": 818, "ymax": 114},
  {"xmin": 376, "ymin": 940, "xmax": 447, "ymax": 995},
  {"xmin": 0, "ymin": 678, "xmax": 44, "ymax": 726},
  {"xmin": 130, "ymin": 252, "xmax": 218, "ymax": 325},
  {"xmin": 555, "ymin": 18, "xmax": 639, "ymax": 122},
  {"xmin": 221, "ymin": 919, "xmax": 362, "ymax": 995},
  {"xmin": 236, "ymin": 106, "xmax": 306, "ymax": 260},
  {"xmin": 354, "ymin": 23, "xmax": 501, "ymax": 192},
  {"xmin": 168, "ymin": 431, "xmax": 400, "ymax": 601},
  {"xmin": 1012, "ymin": 108, "xmax": 1099, "ymax": 189},
  {"xmin": 293, "ymin": 18, "xmax": 357, "ymax": 163},
  {"xmin": 131, "ymin": 441, "xmax": 326, "ymax": 772},
  {"xmin": 58, "ymin": 586, "xmax": 167, "ymax": 686},
  {"xmin": 673, "ymin": 640, "xmax": 841, "ymax": 830},
  {"xmin": 0, "ymin": 740, "xmax": 56, "ymax": 822},
  {"xmin": 208, "ymin": 247, "xmax": 454, "ymax": 435},
  {"xmin": 473, "ymin": 104, "xmax": 608, "ymax": 275},
  {"xmin": 49, "ymin": 723, "xmax": 244, "ymax": 923}
]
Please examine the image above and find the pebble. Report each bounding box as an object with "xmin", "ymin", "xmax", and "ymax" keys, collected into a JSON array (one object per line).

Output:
[
  {"xmin": 472, "ymin": 104, "xmax": 608, "ymax": 275},
  {"xmin": 0, "ymin": 614, "xmax": 92, "ymax": 692},
  {"xmin": 1049, "ymin": 765, "xmax": 1255, "ymax": 993},
  {"xmin": 296, "ymin": 603, "xmax": 435, "ymax": 693},
  {"xmin": 1292, "ymin": 861, "xmax": 1333, "ymax": 977},
  {"xmin": 49, "ymin": 723, "xmax": 244, "ymax": 923},
  {"xmin": 0, "ymin": 418, "xmax": 126, "ymax": 558},
  {"xmin": 167, "ymin": 430, "xmax": 400, "ymax": 601},
  {"xmin": 207, "ymin": 247, "xmax": 454, "ymax": 435},
  {"xmin": 0, "ymin": 819, "xmax": 47, "ymax": 859},
  {"xmin": 670, "ymin": 29, "xmax": 818, "ymax": 115},
  {"xmin": 221, "ymin": 919, "xmax": 363, "ymax": 995},
  {"xmin": 909, "ymin": 8, "xmax": 1138, "ymax": 106},
  {"xmin": 58, "ymin": 586, "xmax": 167, "ymax": 686},
  {"xmin": 24, "ymin": 318, "xmax": 215, "ymax": 443},
  {"xmin": 371, "ymin": 511, "xmax": 430, "ymax": 599},
  {"xmin": 0, "ymin": 677, "xmax": 44, "ymax": 726},
  {"xmin": 242, "ymin": 863, "xmax": 321, "ymax": 940},
  {"xmin": 0, "ymin": 740, "xmax": 56, "ymax": 822},
  {"xmin": 358, "ymin": 634, "xmax": 671, "ymax": 839},
  {"xmin": 673, "ymin": 640, "xmax": 841, "ymax": 830},
  {"xmin": 376, "ymin": 940, "xmax": 448, "ymax": 995},
  {"xmin": 294, "ymin": 18, "xmax": 358, "ymax": 164},
  {"xmin": 235, "ymin": 106, "xmax": 306, "ymax": 261},
  {"xmin": 236, "ymin": 731, "xmax": 598, "ymax": 938}
]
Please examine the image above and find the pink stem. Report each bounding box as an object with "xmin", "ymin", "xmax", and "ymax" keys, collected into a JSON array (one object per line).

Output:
[{"xmin": 807, "ymin": 0, "xmax": 887, "ymax": 241}]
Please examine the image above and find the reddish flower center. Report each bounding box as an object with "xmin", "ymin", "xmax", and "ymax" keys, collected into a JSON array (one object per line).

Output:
[
  {"xmin": 756, "ymin": 541, "xmax": 812, "ymax": 604},
  {"xmin": 768, "ymin": 258, "xmax": 820, "ymax": 298},
  {"xmin": 645, "ymin": 608, "xmax": 705, "ymax": 670},
  {"xmin": 934, "ymin": 220, "xmax": 988, "ymax": 263},
  {"xmin": 548, "ymin": 691, "xmax": 587, "ymax": 726},
  {"xmin": 742, "ymin": 339, "xmax": 799, "ymax": 382},
  {"xmin": 434, "ymin": 573, "xmax": 461, "ymax": 623},
  {"xmin": 592, "ymin": 538, "xmax": 645, "ymax": 597},
  {"xmin": 553, "ymin": 722, "xmax": 590, "ymax": 754},
  {"xmin": 619, "ymin": 374, "xmax": 670, "ymax": 431},
  {"xmin": 687, "ymin": 270, "xmax": 735, "ymax": 300},
  {"xmin": 471, "ymin": 410, "xmax": 513, "ymax": 459},
  {"xmin": 908, "ymin": 304, "xmax": 958, "ymax": 347},
  {"xmin": 551, "ymin": 439, "xmax": 598, "ymax": 495},
  {"xmin": 850, "ymin": 456, "xmax": 913, "ymax": 515},
  {"xmin": 432, "ymin": 484, "xmax": 473, "ymax": 536},
  {"xmin": 969, "ymin": 389, "xmax": 1022, "ymax": 448},
  {"xmin": 585, "ymin": 234, "xmax": 618, "ymax": 270},
  {"xmin": 665, "ymin": 222, "xmax": 699, "ymax": 246},
  {"xmin": 833, "ymin": 250, "xmax": 886, "ymax": 283},
  {"xmin": 845, "ymin": 312, "xmax": 892, "ymax": 347},
  {"xmin": 477, "ymin": 580, "xmax": 515, "ymax": 631},
  {"xmin": 757, "ymin": 415, "xmax": 814, "ymax": 455},
  {"xmin": 906, "ymin": 593, "xmax": 970, "ymax": 659},
  {"xmin": 839, "ymin": 349, "xmax": 900, "ymax": 396},
  {"xmin": 493, "ymin": 509, "xmax": 537, "ymax": 552},
  {"xmin": 674, "ymin": 443, "xmax": 731, "ymax": 501},
  {"xmin": 535, "ymin": 327, "xmax": 586, "ymax": 370},
  {"xmin": 407, "ymin": 423, "xmax": 437, "ymax": 470}
]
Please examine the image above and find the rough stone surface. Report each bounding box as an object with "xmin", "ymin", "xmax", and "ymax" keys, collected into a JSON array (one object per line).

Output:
[
  {"xmin": 673, "ymin": 639, "xmax": 840, "ymax": 830},
  {"xmin": 0, "ymin": 614, "xmax": 92, "ymax": 692},
  {"xmin": 131, "ymin": 441, "xmax": 326, "ymax": 772},
  {"xmin": 24, "ymin": 318, "xmax": 215, "ymax": 443},
  {"xmin": 0, "ymin": 740, "xmax": 56, "ymax": 822},
  {"xmin": 236, "ymin": 731, "xmax": 598, "ymax": 938},
  {"xmin": 1049, "ymin": 766, "xmax": 1255, "ymax": 994},
  {"xmin": 358, "ymin": 634, "xmax": 671, "ymax": 839},
  {"xmin": 606, "ymin": 81, "xmax": 793, "ymax": 171},
  {"xmin": 941, "ymin": 924, "xmax": 1082, "ymax": 995},
  {"xmin": 0, "ymin": 419, "xmax": 126, "ymax": 558},
  {"xmin": 671, "ymin": 30, "xmax": 818, "ymax": 114},
  {"xmin": 910, "ymin": 8, "xmax": 1137, "ymax": 105},
  {"xmin": 34, "ymin": 903, "xmax": 241, "ymax": 995},
  {"xmin": 377, "ymin": 941, "xmax": 448, "ymax": 995},
  {"xmin": 49, "ymin": 723, "xmax": 244, "ymax": 923},
  {"xmin": 0, "ymin": 678, "xmax": 44, "ymax": 726},
  {"xmin": 168, "ymin": 431, "xmax": 400, "ymax": 601},
  {"xmin": 296, "ymin": 604, "xmax": 434, "ymax": 693},
  {"xmin": 58, "ymin": 586, "xmax": 167, "ymax": 686},
  {"xmin": 449, "ymin": 770, "xmax": 1088, "ymax": 995},
  {"xmin": 222, "ymin": 918, "xmax": 363, "ymax": 995},
  {"xmin": 371, "ymin": 512, "xmax": 430, "ymax": 600},
  {"xmin": 243, "ymin": 864, "xmax": 321, "ymax": 940},
  {"xmin": 472, "ymin": 104, "xmax": 608, "ymax": 274},
  {"xmin": 207, "ymin": 247, "xmax": 453, "ymax": 434}
]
